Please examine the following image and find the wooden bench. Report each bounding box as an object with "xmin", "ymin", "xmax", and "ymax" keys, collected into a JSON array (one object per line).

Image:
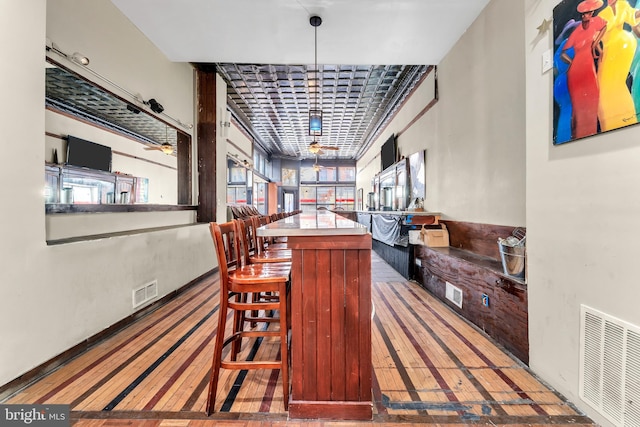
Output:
[{"xmin": 413, "ymin": 220, "xmax": 529, "ymax": 364}]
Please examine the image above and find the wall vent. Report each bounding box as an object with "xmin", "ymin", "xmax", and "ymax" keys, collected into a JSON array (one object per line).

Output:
[
  {"xmin": 445, "ymin": 281, "xmax": 463, "ymax": 309},
  {"xmin": 580, "ymin": 305, "xmax": 640, "ymax": 427},
  {"xmin": 132, "ymin": 280, "xmax": 158, "ymax": 309}
]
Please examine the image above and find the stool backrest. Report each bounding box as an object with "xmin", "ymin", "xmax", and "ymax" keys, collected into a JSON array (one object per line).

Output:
[
  {"xmin": 236, "ymin": 216, "xmax": 259, "ymax": 265},
  {"xmin": 209, "ymin": 221, "xmax": 241, "ymax": 289}
]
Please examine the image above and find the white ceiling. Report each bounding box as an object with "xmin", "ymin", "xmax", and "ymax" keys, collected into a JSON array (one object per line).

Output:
[{"xmin": 109, "ymin": 0, "xmax": 491, "ymax": 65}]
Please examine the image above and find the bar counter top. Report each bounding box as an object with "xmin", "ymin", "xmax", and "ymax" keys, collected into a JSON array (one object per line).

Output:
[{"xmin": 257, "ymin": 210, "xmax": 368, "ymax": 237}]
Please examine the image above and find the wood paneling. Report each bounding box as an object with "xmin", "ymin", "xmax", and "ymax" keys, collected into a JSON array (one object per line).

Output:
[
  {"xmin": 288, "ymin": 233, "xmax": 372, "ymax": 420},
  {"xmin": 441, "ymin": 220, "xmax": 523, "ymax": 261},
  {"xmin": 414, "ymin": 245, "xmax": 529, "ymax": 364},
  {"xmin": 177, "ymin": 130, "xmax": 192, "ymax": 205}
]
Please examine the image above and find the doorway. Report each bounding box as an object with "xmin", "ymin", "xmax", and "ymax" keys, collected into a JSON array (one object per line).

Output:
[{"xmin": 282, "ymin": 189, "xmax": 297, "ymax": 213}]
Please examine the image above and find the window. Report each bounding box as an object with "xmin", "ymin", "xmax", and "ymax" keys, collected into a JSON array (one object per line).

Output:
[
  {"xmin": 318, "ymin": 167, "xmax": 337, "ymax": 182},
  {"xmin": 338, "ymin": 166, "xmax": 356, "ymax": 182}
]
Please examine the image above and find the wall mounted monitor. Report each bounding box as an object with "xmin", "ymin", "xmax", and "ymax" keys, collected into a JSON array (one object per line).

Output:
[
  {"xmin": 380, "ymin": 134, "xmax": 397, "ymax": 171},
  {"xmin": 66, "ymin": 135, "xmax": 112, "ymax": 172}
]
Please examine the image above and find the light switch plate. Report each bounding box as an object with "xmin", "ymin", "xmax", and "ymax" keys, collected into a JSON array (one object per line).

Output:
[{"xmin": 542, "ymin": 49, "xmax": 552, "ymax": 73}]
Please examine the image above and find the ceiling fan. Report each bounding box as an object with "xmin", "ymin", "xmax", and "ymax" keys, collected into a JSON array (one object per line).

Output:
[
  {"xmin": 145, "ymin": 142, "xmax": 174, "ymax": 155},
  {"xmin": 308, "ymin": 140, "xmax": 338, "ymax": 154},
  {"xmin": 313, "ymin": 154, "xmax": 324, "ymax": 172},
  {"xmin": 144, "ymin": 125, "xmax": 174, "ymax": 154}
]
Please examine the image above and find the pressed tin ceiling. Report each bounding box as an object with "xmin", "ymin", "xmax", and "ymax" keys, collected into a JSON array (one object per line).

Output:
[{"xmin": 217, "ymin": 63, "xmax": 429, "ymax": 160}]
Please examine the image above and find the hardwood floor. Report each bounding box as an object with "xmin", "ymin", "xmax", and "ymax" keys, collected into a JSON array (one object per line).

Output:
[{"xmin": 4, "ymin": 253, "xmax": 594, "ymax": 426}]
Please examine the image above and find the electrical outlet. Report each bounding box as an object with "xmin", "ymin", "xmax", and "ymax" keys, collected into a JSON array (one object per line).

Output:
[{"xmin": 482, "ymin": 293, "xmax": 489, "ymax": 307}]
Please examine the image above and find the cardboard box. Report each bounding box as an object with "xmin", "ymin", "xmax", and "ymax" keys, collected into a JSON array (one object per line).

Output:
[
  {"xmin": 408, "ymin": 230, "xmax": 423, "ymax": 245},
  {"xmin": 420, "ymin": 223, "xmax": 449, "ymax": 247}
]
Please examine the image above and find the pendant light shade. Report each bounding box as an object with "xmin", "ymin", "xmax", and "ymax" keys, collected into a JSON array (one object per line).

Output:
[{"xmin": 309, "ymin": 110, "xmax": 322, "ymax": 136}]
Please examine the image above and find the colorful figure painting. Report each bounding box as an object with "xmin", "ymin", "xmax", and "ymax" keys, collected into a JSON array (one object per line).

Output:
[{"xmin": 553, "ymin": 0, "xmax": 640, "ymax": 144}]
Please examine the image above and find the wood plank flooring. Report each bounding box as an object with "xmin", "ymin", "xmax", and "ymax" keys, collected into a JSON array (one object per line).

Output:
[{"xmin": 3, "ymin": 253, "xmax": 594, "ymax": 426}]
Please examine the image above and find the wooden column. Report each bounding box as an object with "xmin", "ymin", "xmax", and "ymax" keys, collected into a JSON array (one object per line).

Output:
[
  {"xmin": 195, "ymin": 64, "xmax": 217, "ymax": 223},
  {"xmin": 176, "ymin": 130, "xmax": 192, "ymax": 205},
  {"xmin": 288, "ymin": 234, "xmax": 373, "ymax": 420}
]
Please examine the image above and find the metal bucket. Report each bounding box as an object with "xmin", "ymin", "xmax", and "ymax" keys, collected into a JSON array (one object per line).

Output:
[{"xmin": 499, "ymin": 242, "xmax": 525, "ymax": 279}]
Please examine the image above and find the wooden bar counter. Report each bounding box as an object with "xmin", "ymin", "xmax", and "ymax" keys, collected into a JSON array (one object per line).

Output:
[{"xmin": 257, "ymin": 211, "xmax": 372, "ymax": 420}]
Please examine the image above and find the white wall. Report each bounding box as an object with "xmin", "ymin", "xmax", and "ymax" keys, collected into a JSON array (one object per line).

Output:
[
  {"xmin": 0, "ymin": 0, "xmax": 214, "ymax": 387},
  {"xmin": 526, "ymin": 1, "xmax": 640, "ymax": 426},
  {"xmin": 357, "ymin": 0, "xmax": 526, "ymax": 227}
]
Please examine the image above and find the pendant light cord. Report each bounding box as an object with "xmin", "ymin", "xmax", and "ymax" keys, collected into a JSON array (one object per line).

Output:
[{"xmin": 315, "ymin": 23, "xmax": 318, "ymax": 113}]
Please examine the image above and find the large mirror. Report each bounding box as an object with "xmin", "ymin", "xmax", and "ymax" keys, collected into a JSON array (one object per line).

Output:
[{"xmin": 44, "ymin": 59, "xmax": 191, "ymax": 207}]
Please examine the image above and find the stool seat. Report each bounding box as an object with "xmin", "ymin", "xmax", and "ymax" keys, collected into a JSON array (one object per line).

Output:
[
  {"xmin": 229, "ymin": 264, "xmax": 290, "ymax": 284},
  {"xmin": 250, "ymin": 250, "xmax": 292, "ymax": 264}
]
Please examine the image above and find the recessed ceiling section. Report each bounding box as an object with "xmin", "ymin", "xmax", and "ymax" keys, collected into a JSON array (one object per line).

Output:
[{"xmin": 217, "ymin": 63, "xmax": 428, "ymax": 160}]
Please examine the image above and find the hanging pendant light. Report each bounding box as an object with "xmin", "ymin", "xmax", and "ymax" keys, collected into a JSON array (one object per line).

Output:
[{"xmin": 309, "ymin": 15, "xmax": 322, "ymax": 137}]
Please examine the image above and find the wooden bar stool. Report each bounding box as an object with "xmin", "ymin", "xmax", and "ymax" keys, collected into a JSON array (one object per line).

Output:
[
  {"xmin": 257, "ymin": 215, "xmax": 288, "ymax": 250},
  {"xmin": 206, "ymin": 220, "xmax": 290, "ymax": 414},
  {"xmin": 238, "ymin": 217, "xmax": 291, "ymax": 264}
]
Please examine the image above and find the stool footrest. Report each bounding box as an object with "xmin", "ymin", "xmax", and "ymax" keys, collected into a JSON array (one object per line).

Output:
[{"xmin": 221, "ymin": 360, "xmax": 281, "ymax": 370}]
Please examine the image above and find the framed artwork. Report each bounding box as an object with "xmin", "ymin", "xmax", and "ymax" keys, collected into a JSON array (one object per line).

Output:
[
  {"xmin": 553, "ymin": 0, "xmax": 640, "ymax": 145},
  {"xmin": 408, "ymin": 150, "xmax": 426, "ymax": 200},
  {"xmin": 282, "ymin": 168, "xmax": 297, "ymax": 186}
]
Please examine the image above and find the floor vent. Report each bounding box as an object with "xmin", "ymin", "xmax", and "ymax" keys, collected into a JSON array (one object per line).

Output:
[
  {"xmin": 580, "ymin": 305, "xmax": 640, "ymax": 427},
  {"xmin": 445, "ymin": 282, "xmax": 463, "ymax": 309},
  {"xmin": 132, "ymin": 280, "xmax": 158, "ymax": 309}
]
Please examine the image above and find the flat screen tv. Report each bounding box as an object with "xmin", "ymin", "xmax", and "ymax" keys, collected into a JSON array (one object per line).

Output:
[
  {"xmin": 66, "ymin": 135, "xmax": 112, "ymax": 172},
  {"xmin": 380, "ymin": 134, "xmax": 397, "ymax": 171}
]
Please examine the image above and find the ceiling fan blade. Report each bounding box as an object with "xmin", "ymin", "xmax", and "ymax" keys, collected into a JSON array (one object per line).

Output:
[
  {"xmin": 144, "ymin": 146, "xmax": 162, "ymax": 151},
  {"xmin": 320, "ymin": 145, "xmax": 339, "ymax": 150}
]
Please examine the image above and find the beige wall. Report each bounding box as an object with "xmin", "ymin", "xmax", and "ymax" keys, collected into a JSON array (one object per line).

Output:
[
  {"xmin": 0, "ymin": 0, "xmax": 213, "ymax": 386},
  {"xmin": 357, "ymin": 0, "xmax": 526, "ymax": 227},
  {"xmin": 526, "ymin": 1, "xmax": 640, "ymax": 426}
]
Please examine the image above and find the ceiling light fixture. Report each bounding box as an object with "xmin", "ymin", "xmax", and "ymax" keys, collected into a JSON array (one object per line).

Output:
[
  {"xmin": 48, "ymin": 42, "xmax": 90, "ymax": 67},
  {"xmin": 309, "ymin": 15, "xmax": 323, "ymax": 138},
  {"xmin": 70, "ymin": 52, "xmax": 90, "ymax": 66}
]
